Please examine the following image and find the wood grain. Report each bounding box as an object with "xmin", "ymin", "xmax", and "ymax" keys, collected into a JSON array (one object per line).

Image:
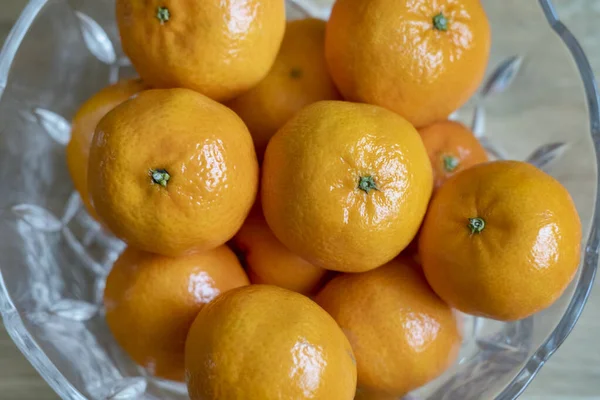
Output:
[{"xmin": 0, "ymin": 1, "xmax": 598, "ymax": 399}]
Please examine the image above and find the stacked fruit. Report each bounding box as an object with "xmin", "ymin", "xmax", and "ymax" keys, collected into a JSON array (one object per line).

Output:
[{"xmin": 66, "ymin": 0, "xmax": 582, "ymax": 399}]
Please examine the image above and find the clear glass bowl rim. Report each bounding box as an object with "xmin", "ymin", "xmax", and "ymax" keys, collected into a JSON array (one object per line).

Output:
[{"xmin": 0, "ymin": 0, "xmax": 598, "ymax": 399}]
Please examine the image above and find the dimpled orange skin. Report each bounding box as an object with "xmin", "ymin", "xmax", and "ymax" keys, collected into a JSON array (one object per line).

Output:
[
  {"xmin": 185, "ymin": 285, "xmax": 357, "ymax": 400},
  {"xmin": 66, "ymin": 79, "xmax": 147, "ymax": 220},
  {"xmin": 315, "ymin": 259, "xmax": 461, "ymax": 397},
  {"xmin": 104, "ymin": 245, "xmax": 249, "ymax": 381},
  {"xmin": 116, "ymin": 0, "xmax": 285, "ymax": 102},
  {"xmin": 419, "ymin": 120, "xmax": 488, "ymax": 190},
  {"xmin": 419, "ymin": 161, "xmax": 582, "ymax": 321},
  {"xmin": 227, "ymin": 18, "xmax": 340, "ymax": 161},
  {"xmin": 262, "ymin": 101, "xmax": 433, "ymax": 273},
  {"xmin": 88, "ymin": 88, "xmax": 259, "ymax": 257},
  {"xmin": 233, "ymin": 213, "xmax": 330, "ymax": 296},
  {"xmin": 325, "ymin": 0, "xmax": 491, "ymax": 128}
]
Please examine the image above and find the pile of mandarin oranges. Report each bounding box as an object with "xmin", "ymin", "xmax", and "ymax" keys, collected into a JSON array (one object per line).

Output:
[{"xmin": 65, "ymin": 0, "xmax": 582, "ymax": 399}]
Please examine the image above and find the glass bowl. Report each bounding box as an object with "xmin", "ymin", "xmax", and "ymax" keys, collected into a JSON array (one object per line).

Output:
[{"xmin": 0, "ymin": 0, "xmax": 598, "ymax": 399}]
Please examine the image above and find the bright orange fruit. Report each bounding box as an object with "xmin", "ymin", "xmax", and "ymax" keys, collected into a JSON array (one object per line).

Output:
[
  {"xmin": 419, "ymin": 161, "xmax": 582, "ymax": 321},
  {"xmin": 262, "ymin": 101, "xmax": 432, "ymax": 273},
  {"xmin": 419, "ymin": 120, "xmax": 488, "ymax": 190},
  {"xmin": 66, "ymin": 79, "xmax": 147, "ymax": 220},
  {"xmin": 233, "ymin": 213, "xmax": 330, "ymax": 296},
  {"xmin": 325, "ymin": 0, "xmax": 491, "ymax": 127},
  {"xmin": 185, "ymin": 285, "xmax": 357, "ymax": 399},
  {"xmin": 104, "ymin": 245, "xmax": 249, "ymax": 381},
  {"xmin": 88, "ymin": 88, "xmax": 258, "ymax": 257},
  {"xmin": 116, "ymin": 0, "xmax": 285, "ymax": 102},
  {"xmin": 227, "ymin": 18, "xmax": 340, "ymax": 160},
  {"xmin": 316, "ymin": 258, "xmax": 461, "ymax": 398}
]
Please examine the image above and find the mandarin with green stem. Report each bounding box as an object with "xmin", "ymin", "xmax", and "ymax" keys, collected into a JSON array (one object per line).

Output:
[
  {"xmin": 325, "ymin": 0, "xmax": 491, "ymax": 127},
  {"xmin": 419, "ymin": 161, "xmax": 582, "ymax": 321},
  {"xmin": 262, "ymin": 101, "xmax": 432, "ymax": 273},
  {"xmin": 116, "ymin": 0, "xmax": 285, "ymax": 102},
  {"xmin": 88, "ymin": 88, "xmax": 258, "ymax": 256},
  {"xmin": 419, "ymin": 120, "xmax": 488, "ymax": 190}
]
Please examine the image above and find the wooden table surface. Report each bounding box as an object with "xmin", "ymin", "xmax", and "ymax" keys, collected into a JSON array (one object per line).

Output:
[{"xmin": 0, "ymin": 1, "xmax": 599, "ymax": 399}]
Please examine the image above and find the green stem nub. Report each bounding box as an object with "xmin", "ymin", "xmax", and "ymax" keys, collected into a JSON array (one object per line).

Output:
[
  {"xmin": 156, "ymin": 7, "xmax": 170, "ymax": 24},
  {"xmin": 443, "ymin": 155, "xmax": 460, "ymax": 172},
  {"xmin": 358, "ymin": 176, "xmax": 378, "ymax": 194},
  {"xmin": 468, "ymin": 217, "xmax": 485, "ymax": 235},
  {"xmin": 151, "ymin": 169, "xmax": 170, "ymax": 188},
  {"xmin": 433, "ymin": 12, "xmax": 449, "ymax": 31}
]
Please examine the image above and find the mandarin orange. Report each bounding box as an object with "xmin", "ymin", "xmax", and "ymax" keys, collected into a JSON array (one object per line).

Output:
[
  {"xmin": 316, "ymin": 258, "xmax": 461, "ymax": 397},
  {"xmin": 88, "ymin": 88, "xmax": 258, "ymax": 256},
  {"xmin": 233, "ymin": 213, "xmax": 329, "ymax": 296},
  {"xmin": 116, "ymin": 0, "xmax": 285, "ymax": 102},
  {"xmin": 66, "ymin": 79, "xmax": 147, "ymax": 220},
  {"xmin": 262, "ymin": 101, "xmax": 432, "ymax": 273},
  {"xmin": 419, "ymin": 120, "xmax": 488, "ymax": 190},
  {"xmin": 185, "ymin": 285, "xmax": 357, "ymax": 399},
  {"xmin": 419, "ymin": 161, "xmax": 582, "ymax": 320},
  {"xmin": 104, "ymin": 245, "xmax": 249, "ymax": 381},
  {"xmin": 227, "ymin": 18, "xmax": 340, "ymax": 160},
  {"xmin": 325, "ymin": 0, "xmax": 491, "ymax": 127}
]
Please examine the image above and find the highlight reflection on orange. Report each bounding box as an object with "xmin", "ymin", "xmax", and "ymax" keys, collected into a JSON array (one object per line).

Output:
[
  {"xmin": 316, "ymin": 258, "xmax": 461, "ymax": 398},
  {"xmin": 104, "ymin": 245, "xmax": 249, "ymax": 381},
  {"xmin": 325, "ymin": 0, "xmax": 491, "ymax": 127},
  {"xmin": 116, "ymin": 0, "xmax": 285, "ymax": 102},
  {"xmin": 88, "ymin": 89, "xmax": 259, "ymax": 257},
  {"xmin": 261, "ymin": 101, "xmax": 432, "ymax": 274},
  {"xmin": 419, "ymin": 161, "xmax": 582, "ymax": 321},
  {"xmin": 185, "ymin": 285, "xmax": 357, "ymax": 399}
]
